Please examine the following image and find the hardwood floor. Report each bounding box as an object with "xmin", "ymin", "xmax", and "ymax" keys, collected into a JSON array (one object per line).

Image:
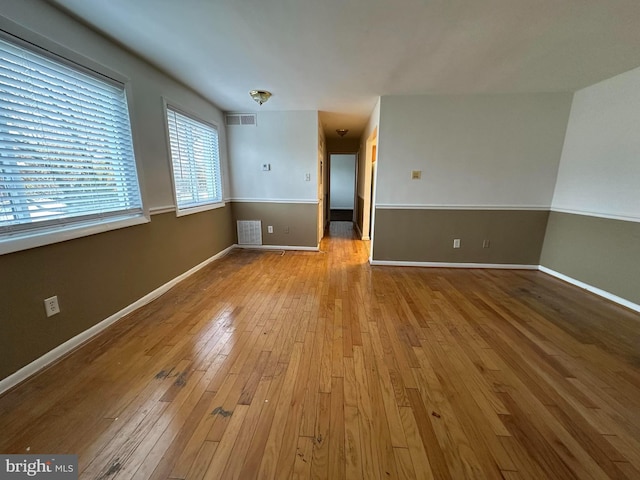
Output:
[{"xmin": 1, "ymin": 220, "xmax": 640, "ymax": 479}]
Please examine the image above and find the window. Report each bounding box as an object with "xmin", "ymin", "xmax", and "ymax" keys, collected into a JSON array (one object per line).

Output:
[
  {"xmin": 0, "ymin": 34, "xmax": 144, "ymax": 253},
  {"xmin": 166, "ymin": 106, "xmax": 223, "ymax": 214}
]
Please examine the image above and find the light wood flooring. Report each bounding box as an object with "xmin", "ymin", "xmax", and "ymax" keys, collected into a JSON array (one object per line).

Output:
[{"xmin": 1, "ymin": 221, "xmax": 640, "ymax": 479}]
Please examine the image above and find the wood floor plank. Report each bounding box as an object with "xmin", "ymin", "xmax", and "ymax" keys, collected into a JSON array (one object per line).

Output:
[
  {"xmin": 310, "ymin": 392, "xmax": 331, "ymax": 480},
  {"xmin": 257, "ymin": 341, "xmax": 304, "ymax": 479},
  {"xmin": 181, "ymin": 440, "xmax": 218, "ymax": 480},
  {"xmin": 1, "ymin": 222, "xmax": 640, "ymax": 479},
  {"xmin": 201, "ymin": 404, "xmax": 249, "ymax": 478},
  {"xmin": 293, "ymin": 436, "xmax": 314, "ymax": 480}
]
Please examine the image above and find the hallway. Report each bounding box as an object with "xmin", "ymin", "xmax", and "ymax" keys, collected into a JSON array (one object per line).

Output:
[{"xmin": 1, "ymin": 229, "xmax": 640, "ymax": 479}]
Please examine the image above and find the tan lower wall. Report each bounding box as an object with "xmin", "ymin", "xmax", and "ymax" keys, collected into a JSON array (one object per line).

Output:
[
  {"xmin": 231, "ymin": 202, "xmax": 318, "ymax": 247},
  {"xmin": 541, "ymin": 212, "xmax": 640, "ymax": 305},
  {"xmin": 0, "ymin": 207, "xmax": 234, "ymax": 380},
  {"xmin": 372, "ymin": 208, "xmax": 549, "ymax": 264}
]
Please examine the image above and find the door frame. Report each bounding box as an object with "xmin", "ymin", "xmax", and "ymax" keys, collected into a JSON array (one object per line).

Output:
[{"xmin": 361, "ymin": 128, "xmax": 377, "ymax": 241}]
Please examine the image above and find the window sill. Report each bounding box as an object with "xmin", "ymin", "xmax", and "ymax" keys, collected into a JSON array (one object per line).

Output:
[{"xmin": 175, "ymin": 201, "xmax": 226, "ymax": 217}]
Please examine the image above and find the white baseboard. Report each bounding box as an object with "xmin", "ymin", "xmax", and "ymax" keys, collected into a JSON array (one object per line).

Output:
[
  {"xmin": 235, "ymin": 244, "xmax": 319, "ymax": 252},
  {"xmin": 0, "ymin": 245, "xmax": 236, "ymax": 396},
  {"xmin": 539, "ymin": 266, "xmax": 640, "ymax": 313},
  {"xmin": 370, "ymin": 260, "xmax": 538, "ymax": 270}
]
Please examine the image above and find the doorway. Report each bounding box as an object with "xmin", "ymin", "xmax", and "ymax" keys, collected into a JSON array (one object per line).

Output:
[
  {"xmin": 360, "ymin": 128, "xmax": 377, "ymax": 241},
  {"xmin": 329, "ymin": 154, "xmax": 356, "ymax": 222}
]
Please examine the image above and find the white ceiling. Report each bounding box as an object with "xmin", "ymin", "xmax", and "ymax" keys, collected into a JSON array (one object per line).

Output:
[{"xmin": 51, "ymin": 0, "xmax": 640, "ymax": 139}]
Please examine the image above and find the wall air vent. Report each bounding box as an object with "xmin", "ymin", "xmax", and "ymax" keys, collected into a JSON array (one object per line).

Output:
[
  {"xmin": 240, "ymin": 114, "xmax": 256, "ymax": 125},
  {"xmin": 225, "ymin": 113, "xmax": 257, "ymax": 126},
  {"xmin": 225, "ymin": 114, "xmax": 240, "ymax": 125},
  {"xmin": 237, "ymin": 220, "xmax": 262, "ymax": 245}
]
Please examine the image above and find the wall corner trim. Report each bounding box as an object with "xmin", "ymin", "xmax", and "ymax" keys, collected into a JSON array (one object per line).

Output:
[
  {"xmin": 538, "ymin": 266, "xmax": 640, "ymax": 313},
  {"xmin": 0, "ymin": 244, "xmax": 236, "ymax": 395},
  {"xmin": 369, "ymin": 260, "xmax": 538, "ymax": 270},
  {"xmin": 549, "ymin": 207, "xmax": 640, "ymax": 223},
  {"xmin": 375, "ymin": 204, "xmax": 550, "ymax": 211}
]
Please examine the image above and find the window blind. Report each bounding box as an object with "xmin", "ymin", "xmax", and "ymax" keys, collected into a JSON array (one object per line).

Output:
[
  {"xmin": 166, "ymin": 107, "xmax": 222, "ymax": 211},
  {"xmin": 0, "ymin": 35, "xmax": 142, "ymax": 236}
]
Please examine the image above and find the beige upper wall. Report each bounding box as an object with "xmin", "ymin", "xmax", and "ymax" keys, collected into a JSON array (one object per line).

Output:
[
  {"xmin": 376, "ymin": 93, "xmax": 573, "ymax": 208},
  {"xmin": 551, "ymin": 66, "xmax": 640, "ymax": 221},
  {"xmin": 226, "ymin": 111, "xmax": 319, "ymax": 202},
  {"xmin": 0, "ymin": 0, "xmax": 230, "ymax": 211}
]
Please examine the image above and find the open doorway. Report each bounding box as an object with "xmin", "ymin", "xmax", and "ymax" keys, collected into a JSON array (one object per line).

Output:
[
  {"xmin": 359, "ymin": 128, "xmax": 377, "ymax": 240},
  {"xmin": 329, "ymin": 154, "xmax": 356, "ymax": 222}
]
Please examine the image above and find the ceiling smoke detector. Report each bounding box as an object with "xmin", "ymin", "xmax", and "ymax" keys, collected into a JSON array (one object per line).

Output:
[{"xmin": 249, "ymin": 90, "xmax": 272, "ymax": 106}]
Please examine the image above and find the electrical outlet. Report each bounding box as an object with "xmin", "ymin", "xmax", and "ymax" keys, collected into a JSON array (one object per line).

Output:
[
  {"xmin": 267, "ymin": 225, "xmax": 274, "ymax": 234},
  {"xmin": 284, "ymin": 226, "xmax": 289, "ymax": 234},
  {"xmin": 411, "ymin": 170, "xmax": 422, "ymax": 180},
  {"xmin": 453, "ymin": 238, "xmax": 461, "ymax": 248},
  {"xmin": 483, "ymin": 239, "xmax": 490, "ymax": 248},
  {"xmin": 44, "ymin": 296, "xmax": 60, "ymax": 317},
  {"xmin": 262, "ymin": 163, "xmax": 270, "ymax": 171},
  {"xmin": 305, "ymin": 173, "xmax": 311, "ymax": 182}
]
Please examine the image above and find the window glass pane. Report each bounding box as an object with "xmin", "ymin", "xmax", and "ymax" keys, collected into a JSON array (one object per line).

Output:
[
  {"xmin": 0, "ymin": 36, "xmax": 142, "ymax": 236},
  {"xmin": 166, "ymin": 107, "xmax": 222, "ymax": 211}
]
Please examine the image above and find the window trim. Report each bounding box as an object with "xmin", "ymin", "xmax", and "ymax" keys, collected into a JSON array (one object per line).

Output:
[
  {"xmin": 162, "ymin": 98, "xmax": 225, "ymax": 217},
  {"xmin": 0, "ymin": 22, "xmax": 148, "ymax": 256}
]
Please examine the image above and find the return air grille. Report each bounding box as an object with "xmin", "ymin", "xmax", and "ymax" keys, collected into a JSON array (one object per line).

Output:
[
  {"xmin": 225, "ymin": 113, "xmax": 257, "ymax": 126},
  {"xmin": 237, "ymin": 220, "xmax": 262, "ymax": 245}
]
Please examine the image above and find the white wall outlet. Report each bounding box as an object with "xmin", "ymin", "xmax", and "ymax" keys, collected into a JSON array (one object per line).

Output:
[
  {"xmin": 411, "ymin": 170, "xmax": 422, "ymax": 180},
  {"xmin": 284, "ymin": 226, "xmax": 289, "ymax": 234},
  {"xmin": 453, "ymin": 238, "xmax": 461, "ymax": 248},
  {"xmin": 262, "ymin": 163, "xmax": 270, "ymax": 171},
  {"xmin": 267, "ymin": 225, "xmax": 274, "ymax": 233},
  {"xmin": 44, "ymin": 296, "xmax": 60, "ymax": 317},
  {"xmin": 305, "ymin": 173, "xmax": 311, "ymax": 182},
  {"xmin": 483, "ymin": 239, "xmax": 490, "ymax": 248}
]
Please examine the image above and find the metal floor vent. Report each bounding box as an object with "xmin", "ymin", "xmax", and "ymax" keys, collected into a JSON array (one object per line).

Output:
[{"xmin": 237, "ymin": 220, "xmax": 262, "ymax": 245}]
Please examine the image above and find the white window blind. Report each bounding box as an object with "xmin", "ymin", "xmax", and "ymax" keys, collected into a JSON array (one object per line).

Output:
[
  {"xmin": 0, "ymin": 35, "xmax": 142, "ymax": 238},
  {"xmin": 166, "ymin": 107, "xmax": 222, "ymax": 212}
]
